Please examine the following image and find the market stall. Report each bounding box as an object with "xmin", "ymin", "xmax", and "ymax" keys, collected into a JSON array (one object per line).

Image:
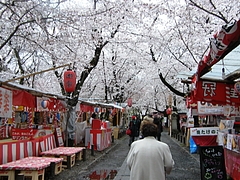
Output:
[
  {"xmin": 0, "ymin": 81, "xmax": 67, "ymax": 165},
  {"xmin": 179, "ymin": 19, "xmax": 240, "ymax": 179},
  {"xmin": 75, "ymin": 100, "xmax": 123, "ymax": 148}
]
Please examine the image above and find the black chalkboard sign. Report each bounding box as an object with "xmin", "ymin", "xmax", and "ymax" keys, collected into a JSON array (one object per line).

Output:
[{"xmin": 199, "ymin": 146, "xmax": 227, "ymax": 180}]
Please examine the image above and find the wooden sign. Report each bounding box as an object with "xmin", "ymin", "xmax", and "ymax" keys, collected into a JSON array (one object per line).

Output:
[
  {"xmin": 55, "ymin": 127, "xmax": 64, "ymax": 147},
  {"xmin": 199, "ymin": 146, "xmax": 227, "ymax": 180}
]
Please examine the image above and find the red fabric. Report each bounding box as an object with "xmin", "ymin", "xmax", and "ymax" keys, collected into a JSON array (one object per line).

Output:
[
  {"xmin": 224, "ymin": 148, "xmax": 240, "ymax": 180},
  {"xmin": 12, "ymin": 90, "xmax": 35, "ymax": 108},
  {"xmin": 191, "ymin": 136, "xmax": 218, "ymax": 146},
  {"xmin": 80, "ymin": 104, "xmax": 94, "ymax": 112}
]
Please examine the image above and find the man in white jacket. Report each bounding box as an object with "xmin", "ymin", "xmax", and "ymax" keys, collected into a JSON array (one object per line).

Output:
[{"xmin": 127, "ymin": 122, "xmax": 174, "ymax": 180}]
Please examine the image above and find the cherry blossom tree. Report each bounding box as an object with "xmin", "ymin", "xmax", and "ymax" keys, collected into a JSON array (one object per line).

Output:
[{"xmin": 0, "ymin": 0, "xmax": 239, "ymax": 145}]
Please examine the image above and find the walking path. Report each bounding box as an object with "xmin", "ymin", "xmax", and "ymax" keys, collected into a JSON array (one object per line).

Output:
[{"xmin": 114, "ymin": 130, "xmax": 201, "ymax": 180}]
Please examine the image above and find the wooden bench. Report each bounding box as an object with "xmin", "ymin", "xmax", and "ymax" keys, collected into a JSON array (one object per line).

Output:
[{"xmin": 40, "ymin": 147, "xmax": 85, "ymax": 169}]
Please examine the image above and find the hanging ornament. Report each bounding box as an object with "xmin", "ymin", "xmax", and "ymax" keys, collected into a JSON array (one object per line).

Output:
[
  {"xmin": 41, "ymin": 100, "xmax": 49, "ymax": 109},
  {"xmin": 166, "ymin": 107, "xmax": 172, "ymax": 115},
  {"xmin": 127, "ymin": 98, "xmax": 132, "ymax": 107},
  {"xmin": 63, "ymin": 69, "xmax": 76, "ymax": 93},
  {"xmin": 234, "ymin": 81, "xmax": 240, "ymax": 94},
  {"xmin": 94, "ymin": 107, "xmax": 99, "ymax": 113}
]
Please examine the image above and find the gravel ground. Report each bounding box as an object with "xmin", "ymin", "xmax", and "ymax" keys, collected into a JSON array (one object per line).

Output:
[{"xmin": 47, "ymin": 129, "xmax": 201, "ymax": 180}]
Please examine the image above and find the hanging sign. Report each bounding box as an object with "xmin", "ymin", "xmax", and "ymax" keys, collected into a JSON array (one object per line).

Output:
[
  {"xmin": 127, "ymin": 98, "xmax": 132, "ymax": 107},
  {"xmin": 193, "ymin": 80, "xmax": 240, "ymax": 106},
  {"xmin": 0, "ymin": 87, "xmax": 12, "ymax": 118}
]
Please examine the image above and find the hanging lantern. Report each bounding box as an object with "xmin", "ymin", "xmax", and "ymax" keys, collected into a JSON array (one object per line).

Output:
[
  {"xmin": 234, "ymin": 81, "xmax": 240, "ymax": 94},
  {"xmin": 112, "ymin": 108, "xmax": 116, "ymax": 115},
  {"xmin": 41, "ymin": 100, "xmax": 49, "ymax": 109},
  {"xmin": 127, "ymin": 98, "xmax": 132, "ymax": 107},
  {"xmin": 64, "ymin": 69, "xmax": 76, "ymax": 93},
  {"xmin": 166, "ymin": 107, "xmax": 172, "ymax": 115},
  {"xmin": 94, "ymin": 107, "xmax": 99, "ymax": 113}
]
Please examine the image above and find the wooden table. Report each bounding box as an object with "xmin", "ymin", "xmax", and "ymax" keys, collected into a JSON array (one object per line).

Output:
[
  {"xmin": 40, "ymin": 147, "xmax": 85, "ymax": 169},
  {"xmin": 0, "ymin": 156, "xmax": 63, "ymax": 180}
]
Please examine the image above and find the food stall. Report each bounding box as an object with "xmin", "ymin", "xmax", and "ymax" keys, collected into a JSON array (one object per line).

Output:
[
  {"xmin": 0, "ymin": 81, "xmax": 67, "ymax": 165},
  {"xmin": 179, "ymin": 19, "xmax": 240, "ymax": 179},
  {"xmin": 76, "ymin": 100, "xmax": 123, "ymax": 151}
]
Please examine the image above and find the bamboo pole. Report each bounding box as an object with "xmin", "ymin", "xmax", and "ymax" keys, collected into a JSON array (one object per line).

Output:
[{"xmin": 4, "ymin": 63, "xmax": 71, "ymax": 83}]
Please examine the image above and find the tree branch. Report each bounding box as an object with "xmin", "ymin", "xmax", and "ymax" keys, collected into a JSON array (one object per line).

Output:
[{"xmin": 158, "ymin": 72, "xmax": 185, "ymax": 97}]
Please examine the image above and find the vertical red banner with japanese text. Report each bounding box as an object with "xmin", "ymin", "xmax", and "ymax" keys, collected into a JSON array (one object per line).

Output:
[{"xmin": 0, "ymin": 87, "xmax": 12, "ymax": 118}]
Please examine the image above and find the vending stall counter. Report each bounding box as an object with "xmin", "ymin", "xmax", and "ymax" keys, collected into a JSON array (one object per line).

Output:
[{"xmin": 88, "ymin": 119, "xmax": 111, "ymax": 151}]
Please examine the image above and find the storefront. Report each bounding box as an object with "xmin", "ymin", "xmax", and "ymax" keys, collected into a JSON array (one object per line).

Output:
[
  {"xmin": 179, "ymin": 19, "xmax": 240, "ymax": 179},
  {"xmin": 76, "ymin": 100, "xmax": 124, "ymax": 151},
  {"xmin": 0, "ymin": 81, "xmax": 67, "ymax": 165}
]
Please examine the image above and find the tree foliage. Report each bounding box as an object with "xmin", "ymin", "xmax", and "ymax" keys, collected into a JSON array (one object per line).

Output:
[{"xmin": 0, "ymin": 0, "xmax": 239, "ymax": 111}]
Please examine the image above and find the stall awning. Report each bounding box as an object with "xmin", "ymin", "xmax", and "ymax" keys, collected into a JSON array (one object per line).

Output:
[{"xmin": 12, "ymin": 90, "xmax": 36, "ymax": 108}]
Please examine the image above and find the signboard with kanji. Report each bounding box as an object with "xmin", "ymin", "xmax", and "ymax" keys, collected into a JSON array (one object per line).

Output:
[
  {"xmin": 190, "ymin": 127, "xmax": 219, "ymax": 136},
  {"xmin": 0, "ymin": 87, "xmax": 12, "ymax": 118}
]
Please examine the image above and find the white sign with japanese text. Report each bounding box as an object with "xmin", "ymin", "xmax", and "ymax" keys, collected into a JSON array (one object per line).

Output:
[
  {"xmin": 190, "ymin": 127, "xmax": 219, "ymax": 136},
  {"xmin": 0, "ymin": 87, "xmax": 12, "ymax": 118},
  {"xmin": 187, "ymin": 117, "xmax": 194, "ymax": 127}
]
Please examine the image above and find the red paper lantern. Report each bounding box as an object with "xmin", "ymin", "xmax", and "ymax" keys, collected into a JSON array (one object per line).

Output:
[
  {"xmin": 127, "ymin": 98, "xmax": 132, "ymax": 107},
  {"xmin": 64, "ymin": 69, "xmax": 76, "ymax": 92},
  {"xmin": 166, "ymin": 107, "xmax": 172, "ymax": 115}
]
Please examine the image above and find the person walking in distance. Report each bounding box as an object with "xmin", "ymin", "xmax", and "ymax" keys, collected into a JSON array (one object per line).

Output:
[
  {"xmin": 127, "ymin": 122, "xmax": 174, "ymax": 180},
  {"xmin": 128, "ymin": 116, "xmax": 138, "ymax": 146},
  {"xmin": 153, "ymin": 114, "xmax": 163, "ymax": 141},
  {"xmin": 139, "ymin": 115, "xmax": 153, "ymax": 139}
]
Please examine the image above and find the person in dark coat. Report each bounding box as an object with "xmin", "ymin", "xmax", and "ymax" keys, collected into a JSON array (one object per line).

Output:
[
  {"xmin": 153, "ymin": 114, "xmax": 163, "ymax": 141},
  {"xmin": 129, "ymin": 116, "xmax": 139, "ymax": 146}
]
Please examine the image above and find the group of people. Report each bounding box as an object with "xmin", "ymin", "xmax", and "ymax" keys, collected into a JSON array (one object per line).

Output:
[
  {"xmin": 128, "ymin": 114, "xmax": 164, "ymax": 145},
  {"xmin": 126, "ymin": 114, "xmax": 174, "ymax": 180}
]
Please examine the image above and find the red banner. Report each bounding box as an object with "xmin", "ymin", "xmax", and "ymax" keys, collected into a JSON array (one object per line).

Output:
[
  {"xmin": 80, "ymin": 104, "xmax": 94, "ymax": 112},
  {"xmin": 197, "ymin": 20, "xmax": 240, "ymax": 78},
  {"xmin": 192, "ymin": 80, "xmax": 240, "ymax": 106}
]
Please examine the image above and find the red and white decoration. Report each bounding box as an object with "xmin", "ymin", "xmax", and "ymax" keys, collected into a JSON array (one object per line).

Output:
[
  {"xmin": 197, "ymin": 20, "xmax": 240, "ymax": 77},
  {"xmin": 0, "ymin": 134, "xmax": 56, "ymax": 165},
  {"xmin": 0, "ymin": 87, "xmax": 12, "ymax": 118},
  {"xmin": 88, "ymin": 129, "xmax": 111, "ymax": 151}
]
